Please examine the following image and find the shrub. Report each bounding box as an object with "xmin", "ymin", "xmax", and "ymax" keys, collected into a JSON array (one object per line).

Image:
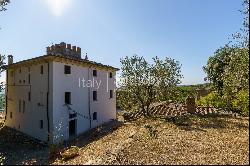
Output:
[
  {"xmin": 49, "ymin": 143, "xmax": 62, "ymax": 159},
  {"xmin": 197, "ymin": 92, "xmax": 227, "ymax": 108},
  {"xmin": 232, "ymin": 90, "xmax": 249, "ymax": 116},
  {"xmin": 60, "ymin": 146, "xmax": 79, "ymax": 161}
]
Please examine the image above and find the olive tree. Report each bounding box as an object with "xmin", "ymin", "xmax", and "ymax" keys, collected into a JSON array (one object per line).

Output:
[
  {"xmin": 0, "ymin": 0, "xmax": 9, "ymax": 12},
  {"xmin": 203, "ymin": 0, "xmax": 249, "ymax": 115},
  {"xmin": 0, "ymin": 0, "xmax": 10, "ymax": 93},
  {"xmin": 119, "ymin": 55, "xmax": 182, "ymax": 116}
]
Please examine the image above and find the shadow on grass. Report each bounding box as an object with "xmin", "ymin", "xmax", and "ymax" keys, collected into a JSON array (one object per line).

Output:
[
  {"xmin": 163, "ymin": 114, "xmax": 249, "ymax": 132},
  {"xmin": 0, "ymin": 126, "xmax": 49, "ymax": 165},
  {"xmin": 0, "ymin": 119, "xmax": 124, "ymax": 165},
  {"xmin": 48, "ymin": 119, "xmax": 124, "ymax": 163}
]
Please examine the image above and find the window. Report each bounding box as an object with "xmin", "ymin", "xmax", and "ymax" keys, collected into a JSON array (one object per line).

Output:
[
  {"xmin": 93, "ymin": 91, "xmax": 97, "ymax": 101},
  {"xmin": 19, "ymin": 80, "xmax": 21, "ymax": 84},
  {"xmin": 65, "ymin": 92, "xmax": 71, "ymax": 104},
  {"xmin": 23, "ymin": 80, "xmax": 25, "ymax": 84},
  {"xmin": 93, "ymin": 112, "xmax": 97, "ymax": 120},
  {"xmin": 19, "ymin": 68, "xmax": 21, "ymax": 73},
  {"xmin": 69, "ymin": 113, "xmax": 77, "ymax": 119},
  {"xmin": 19, "ymin": 100, "xmax": 21, "ymax": 113},
  {"xmin": 64, "ymin": 65, "xmax": 71, "ymax": 74},
  {"xmin": 110, "ymin": 90, "xmax": 113, "ymax": 99},
  {"xmin": 10, "ymin": 112, "xmax": 12, "ymax": 119},
  {"xmin": 109, "ymin": 72, "xmax": 113, "ymax": 78},
  {"xmin": 93, "ymin": 70, "xmax": 97, "ymax": 77},
  {"xmin": 40, "ymin": 120, "xmax": 43, "ymax": 129},
  {"xmin": 23, "ymin": 100, "xmax": 25, "ymax": 113},
  {"xmin": 28, "ymin": 67, "xmax": 30, "ymax": 72},
  {"xmin": 40, "ymin": 65, "xmax": 44, "ymax": 74},
  {"xmin": 28, "ymin": 74, "xmax": 31, "ymax": 84},
  {"xmin": 28, "ymin": 92, "xmax": 31, "ymax": 101}
]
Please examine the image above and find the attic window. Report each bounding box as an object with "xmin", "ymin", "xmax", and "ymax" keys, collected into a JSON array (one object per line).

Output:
[{"xmin": 109, "ymin": 72, "xmax": 113, "ymax": 78}]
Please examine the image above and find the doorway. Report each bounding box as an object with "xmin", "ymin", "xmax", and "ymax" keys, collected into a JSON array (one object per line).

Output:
[{"xmin": 69, "ymin": 119, "xmax": 76, "ymax": 138}]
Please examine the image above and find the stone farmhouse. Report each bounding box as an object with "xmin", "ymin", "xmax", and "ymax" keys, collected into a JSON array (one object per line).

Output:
[{"xmin": 4, "ymin": 42, "xmax": 119, "ymax": 143}]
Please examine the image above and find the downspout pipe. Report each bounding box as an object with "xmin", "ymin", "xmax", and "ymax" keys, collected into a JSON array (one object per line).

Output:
[
  {"xmin": 46, "ymin": 61, "xmax": 50, "ymax": 142},
  {"xmin": 5, "ymin": 55, "xmax": 13, "ymax": 122},
  {"xmin": 88, "ymin": 67, "xmax": 91, "ymax": 129},
  {"xmin": 4, "ymin": 67, "xmax": 8, "ymax": 122}
]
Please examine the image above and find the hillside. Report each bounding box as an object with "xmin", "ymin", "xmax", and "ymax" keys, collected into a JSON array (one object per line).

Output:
[{"xmin": 0, "ymin": 113, "xmax": 249, "ymax": 165}]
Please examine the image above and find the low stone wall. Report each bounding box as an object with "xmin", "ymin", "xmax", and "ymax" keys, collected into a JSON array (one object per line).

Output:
[{"xmin": 122, "ymin": 99, "xmax": 233, "ymax": 121}]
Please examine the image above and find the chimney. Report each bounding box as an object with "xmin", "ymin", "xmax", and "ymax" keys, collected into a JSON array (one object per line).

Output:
[
  {"xmin": 85, "ymin": 53, "xmax": 88, "ymax": 60},
  {"xmin": 8, "ymin": 55, "xmax": 13, "ymax": 65},
  {"xmin": 51, "ymin": 45, "xmax": 55, "ymax": 51},
  {"xmin": 46, "ymin": 47, "xmax": 51, "ymax": 54}
]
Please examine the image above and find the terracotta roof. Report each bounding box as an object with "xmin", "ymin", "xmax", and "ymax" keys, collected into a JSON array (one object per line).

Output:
[{"xmin": 4, "ymin": 54, "xmax": 119, "ymax": 71}]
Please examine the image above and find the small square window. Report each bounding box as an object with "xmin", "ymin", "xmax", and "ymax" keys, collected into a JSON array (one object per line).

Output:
[
  {"xmin": 110, "ymin": 90, "xmax": 113, "ymax": 99},
  {"xmin": 40, "ymin": 65, "xmax": 44, "ymax": 74},
  {"xmin": 93, "ymin": 112, "xmax": 97, "ymax": 120},
  {"xmin": 40, "ymin": 120, "xmax": 43, "ymax": 129},
  {"xmin": 65, "ymin": 92, "xmax": 71, "ymax": 104},
  {"xmin": 64, "ymin": 65, "xmax": 71, "ymax": 74},
  {"xmin": 69, "ymin": 113, "xmax": 77, "ymax": 119},
  {"xmin": 109, "ymin": 72, "xmax": 113, "ymax": 78},
  {"xmin": 93, "ymin": 91, "xmax": 97, "ymax": 101},
  {"xmin": 93, "ymin": 70, "xmax": 97, "ymax": 77}
]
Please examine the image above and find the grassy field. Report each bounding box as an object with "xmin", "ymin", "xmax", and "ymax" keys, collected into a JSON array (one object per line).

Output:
[{"xmin": 0, "ymin": 113, "xmax": 249, "ymax": 165}]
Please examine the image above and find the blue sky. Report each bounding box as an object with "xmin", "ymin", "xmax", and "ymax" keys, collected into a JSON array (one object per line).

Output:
[{"xmin": 0, "ymin": 0, "xmax": 243, "ymax": 85}]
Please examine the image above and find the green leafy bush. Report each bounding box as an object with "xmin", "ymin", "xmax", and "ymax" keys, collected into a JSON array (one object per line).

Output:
[
  {"xmin": 232, "ymin": 90, "xmax": 249, "ymax": 116},
  {"xmin": 197, "ymin": 92, "xmax": 227, "ymax": 108}
]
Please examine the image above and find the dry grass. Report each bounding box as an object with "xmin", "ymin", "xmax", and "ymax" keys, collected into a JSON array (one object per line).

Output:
[
  {"xmin": 52, "ymin": 114, "xmax": 249, "ymax": 165},
  {"xmin": 0, "ymin": 112, "xmax": 248, "ymax": 165}
]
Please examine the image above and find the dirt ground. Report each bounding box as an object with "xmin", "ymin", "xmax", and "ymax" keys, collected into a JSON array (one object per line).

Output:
[{"xmin": 0, "ymin": 113, "xmax": 249, "ymax": 165}]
